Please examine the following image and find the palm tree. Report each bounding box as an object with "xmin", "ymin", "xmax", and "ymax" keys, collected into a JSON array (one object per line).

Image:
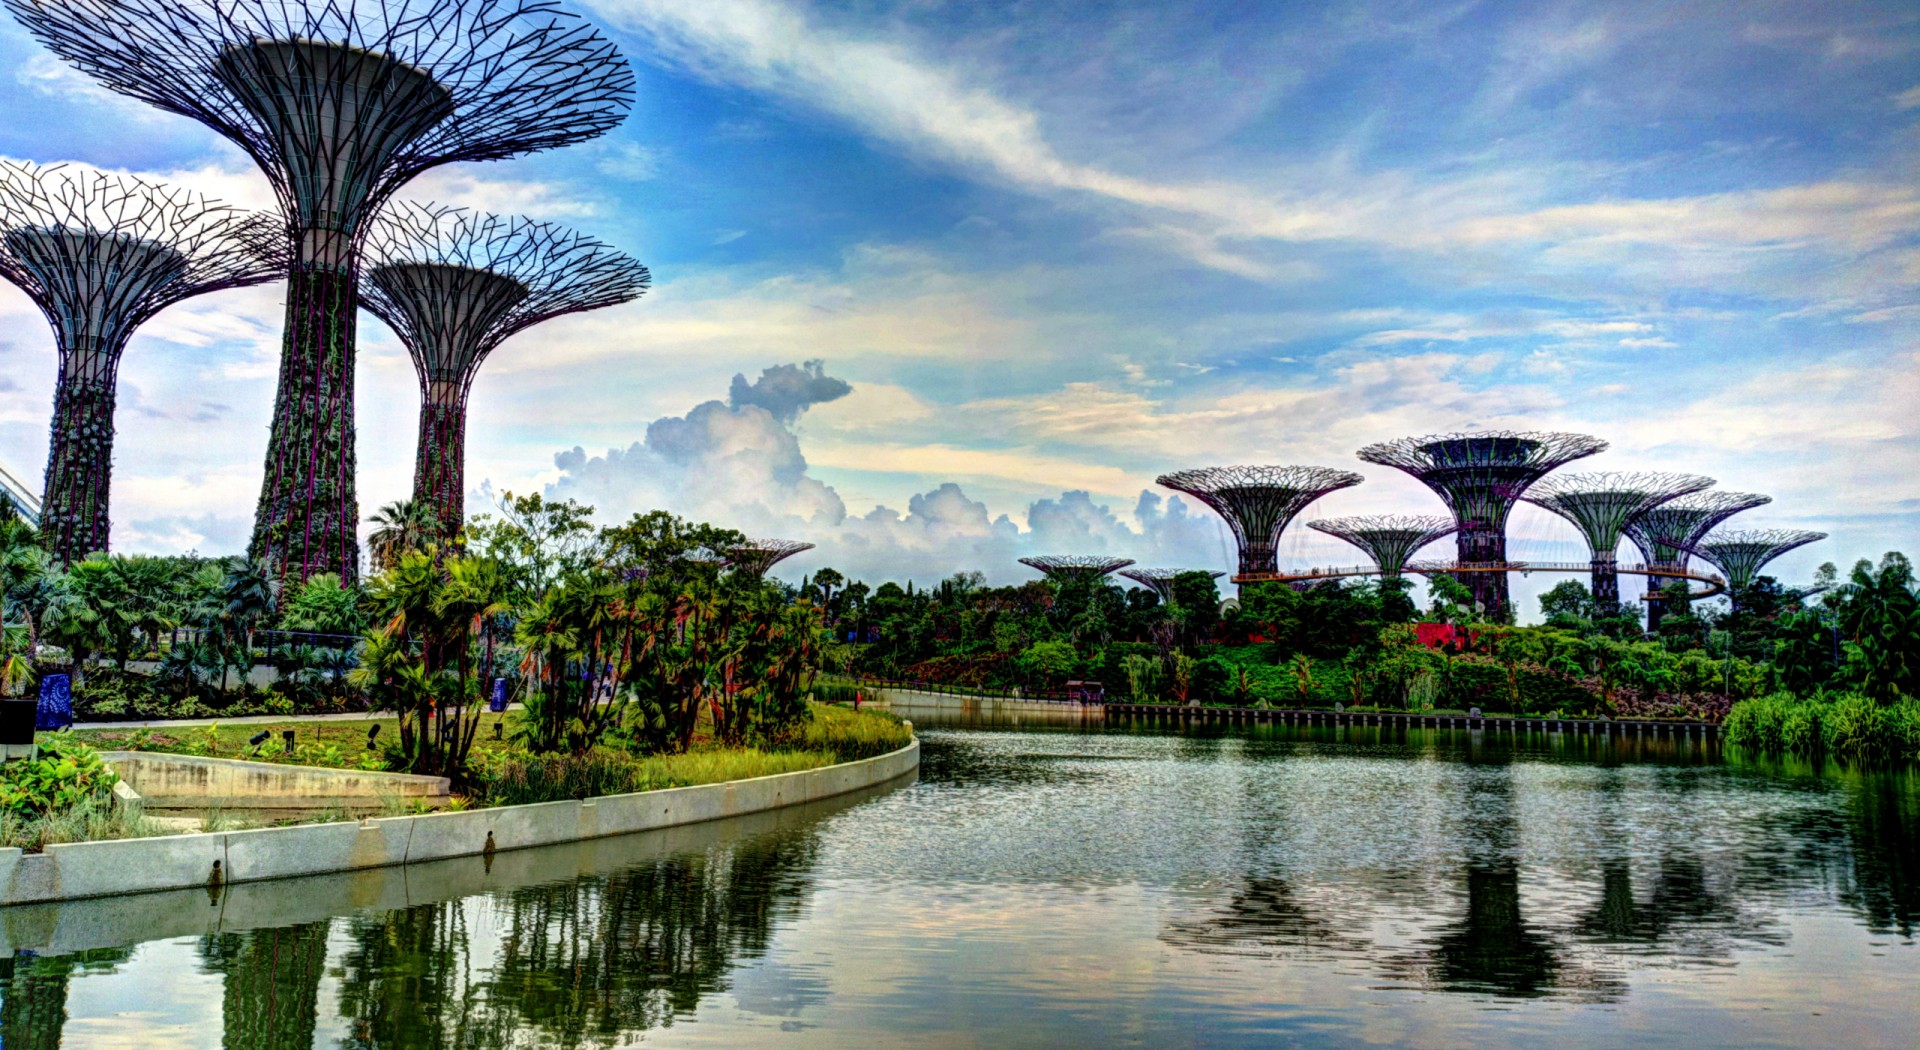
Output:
[
  {"xmin": 367, "ymin": 500, "xmax": 443, "ymax": 574},
  {"xmin": 219, "ymin": 558, "xmax": 276, "ymax": 692}
]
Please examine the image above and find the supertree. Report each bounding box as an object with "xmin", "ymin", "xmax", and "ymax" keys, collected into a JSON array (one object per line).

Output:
[
  {"xmin": 8, "ymin": 0, "xmax": 635, "ymax": 584},
  {"xmin": 1019, "ymin": 555, "xmax": 1135, "ymax": 583},
  {"xmin": 1356, "ymin": 431, "xmax": 1606, "ymax": 619},
  {"xmin": 1523, "ymin": 472, "xmax": 1715, "ymax": 615},
  {"xmin": 1623, "ymin": 490, "xmax": 1770, "ymax": 629},
  {"xmin": 1154, "ymin": 465, "xmax": 1364, "ymax": 578},
  {"xmin": 361, "ymin": 204, "xmax": 648, "ymax": 535},
  {"xmin": 727, "ymin": 539, "xmax": 815, "ymax": 579},
  {"xmin": 1117, "ymin": 567, "xmax": 1225, "ymax": 604},
  {"xmin": 1306, "ymin": 515, "xmax": 1457, "ymax": 580},
  {"xmin": 0, "ymin": 162, "xmax": 276, "ymax": 563},
  {"xmin": 1691, "ymin": 529, "xmax": 1827, "ymax": 611}
]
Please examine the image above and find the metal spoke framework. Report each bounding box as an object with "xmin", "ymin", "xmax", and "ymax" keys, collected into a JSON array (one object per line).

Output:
[
  {"xmin": 1019, "ymin": 555, "xmax": 1135, "ymax": 582},
  {"xmin": 1691, "ymin": 529, "xmax": 1827, "ymax": 609},
  {"xmin": 726, "ymin": 539, "xmax": 815, "ymax": 579},
  {"xmin": 0, "ymin": 162, "xmax": 275, "ymax": 563},
  {"xmin": 362, "ymin": 203, "xmax": 647, "ymax": 534},
  {"xmin": 1356, "ymin": 431, "xmax": 1606, "ymax": 618},
  {"xmin": 9, "ymin": 0, "xmax": 635, "ymax": 584},
  {"xmin": 1117, "ymin": 567, "xmax": 1224, "ymax": 604},
  {"xmin": 1523, "ymin": 472, "xmax": 1715, "ymax": 614},
  {"xmin": 1155, "ymin": 465, "xmax": 1363, "ymax": 579},
  {"xmin": 1306, "ymin": 515, "xmax": 1457, "ymax": 580},
  {"xmin": 1624, "ymin": 490, "xmax": 1770, "ymax": 628}
]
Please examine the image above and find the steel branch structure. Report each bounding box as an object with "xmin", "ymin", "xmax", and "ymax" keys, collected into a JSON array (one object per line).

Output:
[
  {"xmin": 8, "ymin": 0, "xmax": 635, "ymax": 584},
  {"xmin": 1691, "ymin": 529, "xmax": 1827, "ymax": 610},
  {"xmin": 1523, "ymin": 472, "xmax": 1715, "ymax": 615},
  {"xmin": 1356, "ymin": 431, "xmax": 1606, "ymax": 618},
  {"xmin": 1117, "ymin": 567, "xmax": 1224, "ymax": 604},
  {"xmin": 362, "ymin": 203, "xmax": 647, "ymax": 534},
  {"xmin": 1155, "ymin": 465, "xmax": 1364, "ymax": 579},
  {"xmin": 1306, "ymin": 515, "xmax": 1457, "ymax": 580},
  {"xmin": 1624, "ymin": 490, "xmax": 1770, "ymax": 628},
  {"xmin": 0, "ymin": 162, "xmax": 276, "ymax": 563},
  {"xmin": 1019, "ymin": 555, "xmax": 1135, "ymax": 583},
  {"xmin": 727, "ymin": 539, "xmax": 815, "ymax": 579}
]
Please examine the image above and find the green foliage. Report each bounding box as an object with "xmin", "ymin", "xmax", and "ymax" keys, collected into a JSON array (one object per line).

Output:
[
  {"xmin": 0, "ymin": 736, "xmax": 116, "ymax": 816},
  {"xmin": 772, "ymin": 702, "xmax": 912, "ymax": 760},
  {"xmin": 474, "ymin": 747, "xmax": 836, "ymax": 807},
  {"xmin": 280, "ymin": 573, "xmax": 366, "ymax": 636},
  {"xmin": 1724, "ymin": 691, "xmax": 1920, "ymax": 761},
  {"xmin": 1016, "ymin": 640, "xmax": 1079, "ymax": 686}
]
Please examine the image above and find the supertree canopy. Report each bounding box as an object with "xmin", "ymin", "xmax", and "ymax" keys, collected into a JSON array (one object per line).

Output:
[
  {"xmin": 8, "ymin": 0, "xmax": 635, "ymax": 584},
  {"xmin": 1306, "ymin": 515, "xmax": 1457, "ymax": 579},
  {"xmin": 0, "ymin": 161, "xmax": 276, "ymax": 564},
  {"xmin": 1117, "ymin": 567, "xmax": 1225, "ymax": 604},
  {"xmin": 1019, "ymin": 555, "xmax": 1135, "ymax": 582},
  {"xmin": 1692, "ymin": 529, "xmax": 1827, "ymax": 608},
  {"xmin": 1523, "ymin": 472, "xmax": 1715, "ymax": 614},
  {"xmin": 362, "ymin": 204, "xmax": 648, "ymax": 534},
  {"xmin": 727, "ymin": 539, "xmax": 815, "ymax": 579},
  {"xmin": 1356, "ymin": 431, "xmax": 1606, "ymax": 618},
  {"xmin": 1624, "ymin": 490, "xmax": 1769, "ymax": 628},
  {"xmin": 1155, "ymin": 465, "xmax": 1364, "ymax": 578}
]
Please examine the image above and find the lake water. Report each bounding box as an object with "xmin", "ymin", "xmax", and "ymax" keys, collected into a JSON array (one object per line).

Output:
[{"xmin": 6, "ymin": 716, "xmax": 1917, "ymax": 1048}]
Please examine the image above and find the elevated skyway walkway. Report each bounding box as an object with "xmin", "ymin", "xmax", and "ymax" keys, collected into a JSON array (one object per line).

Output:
[{"xmin": 0, "ymin": 460, "xmax": 38, "ymax": 527}]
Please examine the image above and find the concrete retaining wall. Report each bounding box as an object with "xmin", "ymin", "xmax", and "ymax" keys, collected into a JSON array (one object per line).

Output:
[
  {"xmin": 101, "ymin": 752, "xmax": 451, "ymax": 814},
  {"xmin": 0, "ymin": 738, "xmax": 918, "ymax": 907}
]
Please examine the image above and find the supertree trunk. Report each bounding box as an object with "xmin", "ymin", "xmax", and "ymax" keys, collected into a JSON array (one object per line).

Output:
[
  {"xmin": 1457, "ymin": 526, "xmax": 1509, "ymax": 619},
  {"xmin": 251, "ymin": 260, "xmax": 360, "ymax": 584},
  {"xmin": 1240, "ymin": 540, "xmax": 1277, "ymax": 576},
  {"xmin": 413, "ymin": 396, "xmax": 467, "ymax": 536},
  {"xmin": 39, "ymin": 362, "xmax": 118, "ymax": 563},
  {"xmin": 1645, "ymin": 574, "xmax": 1667, "ymax": 633},
  {"xmin": 1590, "ymin": 553, "xmax": 1620, "ymax": 616}
]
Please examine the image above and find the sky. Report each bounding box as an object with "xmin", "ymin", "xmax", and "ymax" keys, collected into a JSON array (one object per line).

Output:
[{"xmin": 0, "ymin": 0, "xmax": 1914, "ymax": 613}]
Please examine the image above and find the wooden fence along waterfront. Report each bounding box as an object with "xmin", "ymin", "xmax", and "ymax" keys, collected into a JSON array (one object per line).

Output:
[{"xmin": 1101, "ymin": 703, "xmax": 1721, "ymax": 738}]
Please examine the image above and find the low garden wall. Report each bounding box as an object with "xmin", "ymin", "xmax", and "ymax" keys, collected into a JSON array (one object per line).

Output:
[
  {"xmin": 873, "ymin": 687, "xmax": 1101, "ymax": 715},
  {"xmin": 101, "ymin": 752, "xmax": 451, "ymax": 815},
  {"xmin": 0, "ymin": 737, "xmax": 918, "ymax": 907}
]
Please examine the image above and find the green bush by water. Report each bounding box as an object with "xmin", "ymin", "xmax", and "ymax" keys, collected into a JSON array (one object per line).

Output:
[
  {"xmin": 475, "ymin": 748, "xmax": 837, "ymax": 807},
  {"xmin": 1723, "ymin": 691, "xmax": 1920, "ymax": 761}
]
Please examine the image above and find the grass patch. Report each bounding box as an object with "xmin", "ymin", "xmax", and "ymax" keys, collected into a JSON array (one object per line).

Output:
[
  {"xmin": 59, "ymin": 715, "xmax": 521, "ymax": 770},
  {"xmin": 475, "ymin": 748, "xmax": 837, "ymax": 807},
  {"xmin": 782, "ymin": 701, "xmax": 912, "ymax": 760}
]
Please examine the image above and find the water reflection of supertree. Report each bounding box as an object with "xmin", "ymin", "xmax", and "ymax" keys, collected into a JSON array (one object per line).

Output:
[
  {"xmin": 0, "ymin": 947, "xmax": 130, "ymax": 1050},
  {"xmin": 1160, "ymin": 875, "xmax": 1366, "ymax": 961},
  {"xmin": 200, "ymin": 922, "xmax": 331, "ymax": 1050}
]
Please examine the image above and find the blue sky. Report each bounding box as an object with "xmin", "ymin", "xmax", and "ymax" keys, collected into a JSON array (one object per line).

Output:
[{"xmin": 0, "ymin": 0, "xmax": 1914, "ymax": 606}]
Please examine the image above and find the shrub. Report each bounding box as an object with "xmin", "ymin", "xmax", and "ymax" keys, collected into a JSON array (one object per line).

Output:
[
  {"xmin": 475, "ymin": 751, "xmax": 649, "ymax": 806},
  {"xmin": 0, "ymin": 736, "xmax": 118, "ymax": 816},
  {"xmin": 776, "ymin": 703, "xmax": 912, "ymax": 760}
]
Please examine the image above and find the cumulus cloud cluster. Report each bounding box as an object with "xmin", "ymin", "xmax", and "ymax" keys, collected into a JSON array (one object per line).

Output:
[{"xmin": 544, "ymin": 361, "xmax": 1230, "ymax": 583}]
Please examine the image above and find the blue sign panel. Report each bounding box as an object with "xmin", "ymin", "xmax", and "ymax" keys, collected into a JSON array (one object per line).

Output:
[
  {"xmin": 36, "ymin": 673, "xmax": 72, "ymax": 731},
  {"xmin": 490, "ymin": 677, "xmax": 509, "ymax": 713}
]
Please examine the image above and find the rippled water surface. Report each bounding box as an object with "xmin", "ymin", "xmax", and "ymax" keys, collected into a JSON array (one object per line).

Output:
[{"xmin": 7, "ymin": 718, "xmax": 1918, "ymax": 1048}]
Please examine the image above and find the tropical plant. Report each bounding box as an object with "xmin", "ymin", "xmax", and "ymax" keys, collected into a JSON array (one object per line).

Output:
[{"xmin": 366, "ymin": 499, "xmax": 443, "ymax": 574}]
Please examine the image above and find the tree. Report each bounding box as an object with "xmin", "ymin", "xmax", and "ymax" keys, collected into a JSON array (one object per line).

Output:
[
  {"xmin": 1539, "ymin": 580, "xmax": 1595, "ymax": 629},
  {"xmin": 1016, "ymin": 640, "xmax": 1078, "ymax": 688},
  {"xmin": 366, "ymin": 499, "xmax": 442, "ymax": 574}
]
